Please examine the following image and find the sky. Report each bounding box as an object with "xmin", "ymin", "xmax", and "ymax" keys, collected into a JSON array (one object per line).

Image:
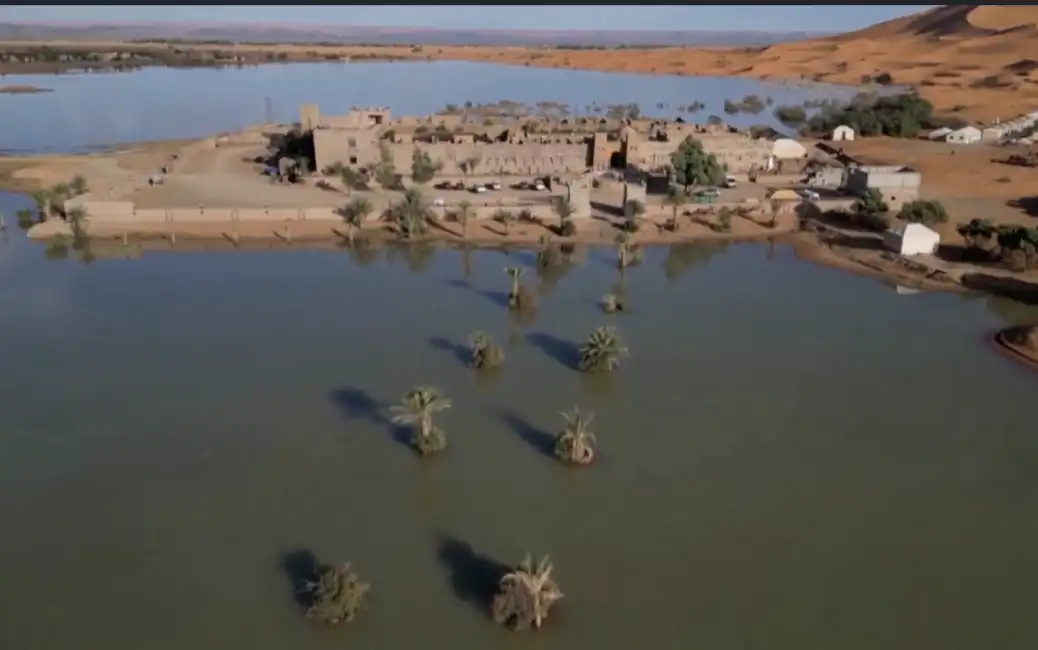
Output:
[{"xmin": 0, "ymin": 5, "xmax": 932, "ymax": 32}]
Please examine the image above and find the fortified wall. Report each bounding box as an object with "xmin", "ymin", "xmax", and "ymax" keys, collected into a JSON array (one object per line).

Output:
[{"xmin": 307, "ymin": 105, "xmax": 780, "ymax": 177}]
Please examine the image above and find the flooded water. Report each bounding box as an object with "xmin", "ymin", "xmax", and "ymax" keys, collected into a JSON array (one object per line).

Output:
[
  {"xmin": 2, "ymin": 186, "xmax": 1038, "ymax": 649},
  {"xmin": 0, "ymin": 60, "xmax": 864, "ymax": 153}
]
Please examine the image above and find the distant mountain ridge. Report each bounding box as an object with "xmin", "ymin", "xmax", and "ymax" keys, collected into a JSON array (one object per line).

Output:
[{"xmin": 0, "ymin": 21, "xmax": 828, "ymax": 47}]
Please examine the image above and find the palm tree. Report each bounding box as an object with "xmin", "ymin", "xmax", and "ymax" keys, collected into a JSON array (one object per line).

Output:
[
  {"xmin": 662, "ymin": 186, "xmax": 688, "ymax": 232},
  {"xmin": 555, "ymin": 407, "xmax": 597, "ymax": 465},
  {"xmin": 601, "ymin": 292, "xmax": 625, "ymax": 313},
  {"xmin": 468, "ymin": 330, "xmax": 505, "ymax": 369},
  {"xmin": 578, "ymin": 325, "xmax": 628, "ymax": 373},
  {"xmin": 492, "ymin": 553, "xmax": 564, "ymax": 631},
  {"xmin": 622, "ymin": 199, "xmax": 645, "ymax": 232},
  {"xmin": 339, "ymin": 197, "xmax": 372, "ymax": 244},
  {"xmin": 615, "ymin": 232, "xmax": 634, "ymax": 269},
  {"xmin": 536, "ymin": 233, "xmax": 562, "ymax": 269},
  {"xmin": 456, "ymin": 200, "xmax": 473, "ymax": 239},
  {"xmin": 389, "ymin": 386, "xmax": 452, "ymax": 455},
  {"xmin": 388, "ymin": 188, "xmax": 432, "ymax": 239},
  {"xmin": 551, "ymin": 196, "xmax": 575, "ymax": 235},
  {"xmin": 303, "ymin": 562, "xmax": 370, "ymax": 627},
  {"xmin": 504, "ymin": 266, "xmax": 534, "ymax": 311},
  {"xmin": 493, "ymin": 208, "xmax": 515, "ymax": 235}
]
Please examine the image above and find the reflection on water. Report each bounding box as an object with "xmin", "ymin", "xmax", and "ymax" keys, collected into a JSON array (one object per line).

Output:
[{"xmin": 2, "ymin": 191, "xmax": 1038, "ymax": 649}]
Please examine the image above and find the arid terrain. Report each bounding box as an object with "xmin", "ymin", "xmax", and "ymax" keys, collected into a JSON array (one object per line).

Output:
[{"xmin": 2, "ymin": 6, "xmax": 1037, "ymax": 120}]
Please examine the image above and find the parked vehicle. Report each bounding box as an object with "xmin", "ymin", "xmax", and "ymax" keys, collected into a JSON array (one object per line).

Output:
[
  {"xmin": 532, "ymin": 180, "xmax": 547, "ymax": 191},
  {"xmin": 470, "ymin": 185, "xmax": 487, "ymax": 194},
  {"xmin": 451, "ymin": 181, "xmax": 466, "ymax": 190},
  {"xmin": 723, "ymin": 176, "xmax": 737, "ymax": 188},
  {"xmin": 799, "ymin": 189, "xmax": 820, "ymax": 201},
  {"xmin": 433, "ymin": 198, "xmax": 446, "ymax": 207},
  {"xmin": 486, "ymin": 180, "xmax": 502, "ymax": 191}
]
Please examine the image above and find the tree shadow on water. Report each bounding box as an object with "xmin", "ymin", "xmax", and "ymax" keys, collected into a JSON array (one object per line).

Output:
[
  {"xmin": 526, "ymin": 332, "xmax": 579, "ymax": 371},
  {"xmin": 429, "ymin": 336, "xmax": 470, "ymax": 367},
  {"xmin": 497, "ymin": 408, "xmax": 556, "ymax": 458},
  {"xmin": 443, "ymin": 278, "xmax": 511, "ymax": 308},
  {"xmin": 434, "ymin": 533, "xmax": 509, "ymax": 617},
  {"xmin": 281, "ymin": 548, "xmax": 320, "ymax": 610},
  {"xmin": 328, "ymin": 386, "xmax": 415, "ymax": 453}
]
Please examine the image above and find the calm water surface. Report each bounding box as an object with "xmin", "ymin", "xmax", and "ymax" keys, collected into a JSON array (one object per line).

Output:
[
  {"xmin": 0, "ymin": 61, "xmax": 864, "ymax": 153},
  {"xmin": 1, "ymin": 190, "xmax": 1037, "ymax": 649}
]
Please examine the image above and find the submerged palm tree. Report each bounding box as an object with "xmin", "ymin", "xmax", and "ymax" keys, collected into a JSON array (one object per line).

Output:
[
  {"xmin": 389, "ymin": 386, "xmax": 452, "ymax": 455},
  {"xmin": 615, "ymin": 232, "xmax": 633, "ymax": 269},
  {"xmin": 504, "ymin": 266, "xmax": 534, "ymax": 311},
  {"xmin": 555, "ymin": 407, "xmax": 597, "ymax": 465},
  {"xmin": 468, "ymin": 330, "xmax": 505, "ymax": 370},
  {"xmin": 492, "ymin": 553, "xmax": 564, "ymax": 631},
  {"xmin": 578, "ymin": 325, "xmax": 628, "ymax": 373},
  {"xmin": 601, "ymin": 292, "xmax": 625, "ymax": 313},
  {"xmin": 456, "ymin": 200, "xmax": 473, "ymax": 239},
  {"xmin": 303, "ymin": 562, "xmax": 370, "ymax": 627}
]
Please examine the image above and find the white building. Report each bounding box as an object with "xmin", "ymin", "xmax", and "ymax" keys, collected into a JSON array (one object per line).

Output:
[
  {"xmin": 832, "ymin": 125, "xmax": 855, "ymax": 142},
  {"xmin": 771, "ymin": 137, "xmax": 807, "ymax": 160},
  {"xmin": 883, "ymin": 223, "xmax": 941, "ymax": 256},
  {"xmin": 927, "ymin": 127, "xmax": 953, "ymax": 141},
  {"xmin": 946, "ymin": 125, "xmax": 982, "ymax": 144}
]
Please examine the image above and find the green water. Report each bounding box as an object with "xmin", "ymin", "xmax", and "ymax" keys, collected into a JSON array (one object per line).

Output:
[{"xmin": 1, "ymin": 192, "xmax": 1037, "ymax": 649}]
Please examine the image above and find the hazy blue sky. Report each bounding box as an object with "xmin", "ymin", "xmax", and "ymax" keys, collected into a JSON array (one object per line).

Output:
[{"xmin": 0, "ymin": 5, "xmax": 931, "ymax": 32}]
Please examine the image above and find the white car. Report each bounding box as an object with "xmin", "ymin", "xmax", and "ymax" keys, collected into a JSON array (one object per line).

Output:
[
  {"xmin": 723, "ymin": 176, "xmax": 737, "ymax": 188},
  {"xmin": 433, "ymin": 198, "xmax": 446, "ymax": 207},
  {"xmin": 487, "ymin": 181, "xmax": 502, "ymax": 191},
  {"xmin": 799, "ymin": 189, "xmax": 820, "ymax": 201},
  {"xmin": 471, "ymin": 185, "xmax": 487, "ymax": 194},
  {"xmin": 532, "ymin": 181, "xmax": 546, "ymax": 191}
]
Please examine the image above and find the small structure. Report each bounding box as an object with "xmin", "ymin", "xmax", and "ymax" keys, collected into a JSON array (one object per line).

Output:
[
  {"xmin": 772, "ymin": 137, "xmax": 808, "ymax": 160},
  {"xmin": 832, "ymin": 125, "xmax": 855, "ymax": 142},
  {"xmin": 883, "ymin": 223, "xmax": 941, "ymax": 256},
  {"xmin": 843, "ymin": 165, "xmax": 921, "ymax": 209},
  {"xmin": 981, "ymin": 126, "xmax": 1005, "ymax": 143},
  {"xmin": 946, "ymin": 126, "xmax": 981, "ymax": 145},
  {"xmin": 927, "ymin": 127, "xmax": 953, "ymax": 141}
]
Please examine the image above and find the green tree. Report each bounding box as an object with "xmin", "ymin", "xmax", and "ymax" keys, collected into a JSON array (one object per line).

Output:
[
  {"xmin": 389, "ymin": 386, "xmax": 452, "ymax": 455},
  {"xmin": 897, "ymin": 199, "xmax": 948, "ymax": 226},
  {"xmin": 459, "ymin": 155, "xmax": 481, "ymax": 177},
  {"xmin": 853, "ymin": 188, "xmax": 889, "ymax": 216},
  {"xmin": 386, "ymin": 188, "xmax": 432, "ymax": 239},
  {"xmin": 410, "ymin": 147, "xmax": 443, "ymax": 184},
  {"xmin": 373, "ymin": 143, "xmax": 399, "ymax": 191},
  {"xmin": 669, "ymin": 136, "xmax": 724, "ymax": 193},
  {"xmin": 69, "ymin": 175, "xmax": 88, "ymax": 196},
  {"xmin": 339, "ymin": 167, "xmax": 369, "ymax": 194}
]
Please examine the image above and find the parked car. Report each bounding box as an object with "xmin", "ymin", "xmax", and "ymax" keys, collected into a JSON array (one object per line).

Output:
[
  {"xmin": 434, "ymin": 181, "xmax": 452, "ymax": 190},
  {"xmin": 433, "ymin": 198, "xmax": 446, "ymax": 207},
  {"xmin": 697, "ymin": 188, "xmax": 721, "ymax": 198},
  {"xmin": 723, "ymin": 176, "xmax": 737, "ymax": 188},
  {"xmin": 451, "ymin": 181, "xmax": 466, "ymax": 190},
  {"xmin": 486, "ymin": 180, "xmax": 502, "ymax": 191},
  {"xmin": 470, "ymin": 185, "xmax": 487, "ymax": 194},
  {"xmin": 799, "ymin": 189, "xmax": 820, "ymax": 201},
  {"xmin": 532, "ymin": 180, "xmax": 547, "ymax": 191}
]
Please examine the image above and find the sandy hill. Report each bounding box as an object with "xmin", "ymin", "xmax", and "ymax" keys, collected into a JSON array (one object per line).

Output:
[{"xmin": 840, "ymin": 5, "xmax": 1038, "ymax": 40}]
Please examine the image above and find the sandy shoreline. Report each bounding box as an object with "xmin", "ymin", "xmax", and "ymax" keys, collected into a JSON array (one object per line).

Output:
[{"xmin": 3, "ymin": 6, "xmax": 1038, "ymax": 121}]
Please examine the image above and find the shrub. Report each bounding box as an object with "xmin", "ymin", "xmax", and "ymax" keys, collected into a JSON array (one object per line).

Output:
[{"xmin": 897, "ymin": 200, "xmax": 948, "ymax": 226}]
